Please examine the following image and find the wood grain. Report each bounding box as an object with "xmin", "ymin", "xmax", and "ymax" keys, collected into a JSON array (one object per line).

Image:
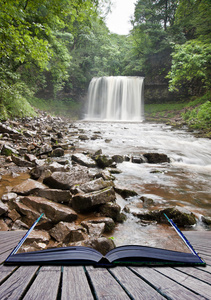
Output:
[{"xmin": 62, "ymin": 266, "xmax": 94, "ymax": 300}]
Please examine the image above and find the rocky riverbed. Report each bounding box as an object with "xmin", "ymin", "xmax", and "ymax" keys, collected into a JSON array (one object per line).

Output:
[{"xmin": 0, "ymin": 111, "xmax": 210, "ymax": 254}]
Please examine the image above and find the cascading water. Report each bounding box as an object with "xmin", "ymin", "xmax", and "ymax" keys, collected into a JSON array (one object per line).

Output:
[{"xmin": 86, "ymin": 76, "xmax": 144, "ymax": 121}]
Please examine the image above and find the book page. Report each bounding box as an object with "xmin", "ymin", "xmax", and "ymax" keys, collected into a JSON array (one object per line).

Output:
[{"xmin": 106, "ymin": 222, "xmax": 192, "ymax": 253}]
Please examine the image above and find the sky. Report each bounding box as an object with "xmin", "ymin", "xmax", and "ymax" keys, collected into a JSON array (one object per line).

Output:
[{"xmin": 105, "ymin": 0, "xmax": 136, "ymax": 35}]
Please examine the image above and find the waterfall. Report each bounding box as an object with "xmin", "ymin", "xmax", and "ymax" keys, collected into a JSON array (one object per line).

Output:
[{"xmin": 86, "ymin": 76, "xmax": 144, "ymax": 121}]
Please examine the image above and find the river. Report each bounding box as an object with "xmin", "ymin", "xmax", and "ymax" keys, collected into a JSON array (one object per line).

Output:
[{"xmin": 74, "ymin": 121, "xmax": 211, "ymax": 248}]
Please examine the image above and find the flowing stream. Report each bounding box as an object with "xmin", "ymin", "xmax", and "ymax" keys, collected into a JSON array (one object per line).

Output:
[{"xmin": 75, "ymin": 121, "xmax": 211, "ymax": 248}]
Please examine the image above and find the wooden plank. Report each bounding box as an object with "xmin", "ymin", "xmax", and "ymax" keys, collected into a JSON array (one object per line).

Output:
[
  {"xmin": 0, "ymin": 249, "xmax": 17, "ymax": 264},
  {"xmin": 23, "ymin": 266, "xmax": 61, "ymax": 300},
  {"xmin": 62, "ymin": 266, "xmax": 94, "ymax": 300},
  {"xmin": 198, "ymin": 254, "xmax": 211, "ymax": 265},
  {"xmin": 156, "ymin": 267, "xmax": 211, "ymax": 299},
  {"xmin": 0, "ymin": 266, "xmax": 38, "ymax": 300},
  {"xmin": 110, "ymin": 266, "xmax": 165, "ymax": 299},
  {"xmin": 86, "ymin": 266, "xmax": 130, "ymax": 299},
  {"xmin": 174, "ymin": 266, "xmax": 211, "ymax": 285},
  {"xmin": 131, "ymin": 267, "xmax": 204, "ymax": 300},
  {"xmin": 196, "ymin": 248, "xmax": 211, "ymax": 257},
  {"xmin": 197, "ymin": 265, "xmax": 211, "ymax": 273},
  {"xmin": 0, "ymin": 265, "xmax": 17, "ymax": 284}
]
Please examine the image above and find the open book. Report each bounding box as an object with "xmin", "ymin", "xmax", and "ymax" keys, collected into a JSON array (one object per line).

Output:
[{"xmin": 5, "ymin": 214, "xmax": 206, "ymax": 267}]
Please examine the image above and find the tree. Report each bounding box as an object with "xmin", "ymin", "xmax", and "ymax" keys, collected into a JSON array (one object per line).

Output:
[
  {"xmin": 168, "ymin": 0, "xmax": 211, "ymax": 95},
  {"xmin": 0, "ymin": 0, "xmax": 100, "ymax": 117}
]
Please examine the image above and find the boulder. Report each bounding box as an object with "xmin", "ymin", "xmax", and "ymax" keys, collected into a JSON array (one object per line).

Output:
[
  {"xmin": 81, "ymin": 217, "xmax": 115, "ymax": 233},
  {"xmin": 1, "ymin": 192, "xmax": 18, "ymax": 203},
  {"xmin": 85, "ymin": 237, "xmax": 115, "ymax": 255},
  {"xmin": 0, "ymin": 201, "xmax": 8, "ymax": 216},
  {"xmin": 50, "ymin": 222, "xmax": 87, "ymax": 243},
  {"xmin": 201, "ymin": 216, "xmax": 211, "ymax": 225},
  {"xmin": 132, "ymin": 156, "xmax": 146, "ymax": 164},
  {"xmin": 24, "ymin": 230, "xmax": 50, "ymax": 244},
  {"xmin": 48, "ymin": 162, "xmax": 69, "ymax": 172},
  {"xmin": 111, "ymin": 155, "xmax": 124, "ymax": 163},
  {"xmin": 143, "ymin": 153, "xmax": 170, "ymax": 163},
  {"xmin": 72, "ymin": 153, "xmax": 97, "ymax": 168},
  {"xmin": 12, "ymin": 179, "xmax": 47, "ymax": 195},
  {"xmin": 43, "ymin": 166, "xmax": 91, "ymax": 190},
  {"xmin": 114, "ymin": 185, "xmax": 138, "ymax": 199},
  {"xmin": 11, "ymin": 199, "xmax": 53, "ymax": 229},
  {"xmin": 135, "ymin": 206, "xmax": 197, "ymax": 226},
  {"xmin": 71, "ymin": 178, "xmax": 114, "ymax": 194},
  {"xmin": 0, "ymin": 219, "xmax": 9, "ymax": 231},
  {"xmin": 140, "ymin": 196, "xmax": 154, "ymax": 208},
  {"xmin": 94, "ymin": 155, "xmax": 113, "ymax": 169},
  {"xmin": 8, "ymin": 209, "xmax": 21, "ymax": 222},
  {"xmin": 34, "ymin": 188, "xmax": 72, "ymax": 204},
  {"xmin": 11, "ymin": 154, "xmax": 34, "ymax": 168},
  {"xmin": 37, "ymin": 144, "xmax": 52, "ymax": 156},
  {"xmin": 20, "ymin": 196, "xmax": 77, "ymax": 223},
  {"xmin": 30, "ymin": 166, "xmax": 50, "ymax": 180},
  {"xmin": 1, "ymin": 144, "xmax": 19, "ymax": 156},
  {"xmin": 81, "ymin": 222, "xmax": 105, "ymax": 237},
  {"xmin": 0, "ymin": 123, "xmax": 20, "ymax": 135},
  {"xmin": 72, "ymin": 187, "xmax": 116, "ymax": 212},
  {"xmin": 51, "ymin": 147, "xmax": 64, "ymax": 157},
  {"xmin": 99, "ymin": 202, "xmax": 121, "ymax": 221},
  {"xmin": 12, "ymin": 219, "xmax": 29, "ymax": 230},
  {"xmin": 79, "ymin": 134, "xmax": 89, "ymax": 141}
]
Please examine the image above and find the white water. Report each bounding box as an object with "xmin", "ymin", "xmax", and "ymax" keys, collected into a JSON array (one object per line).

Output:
[
  {"xmin": 86, "ymin": 76, "xmax": 144, "ymax": 121},
  {"xmin": 71, "ymin": 121, "xmax": 211, "ymax": 246}
]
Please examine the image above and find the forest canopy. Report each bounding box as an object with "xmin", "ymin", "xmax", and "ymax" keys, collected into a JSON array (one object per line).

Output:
[{"xmin": 0, "ymin": 0, "xmax": 210, "ymax": 120}]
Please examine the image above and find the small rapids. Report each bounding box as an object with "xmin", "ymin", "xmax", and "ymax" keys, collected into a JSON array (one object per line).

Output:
[{"xmin": 76, "ymin": 121, "xmax": 211, "ymax": 247}]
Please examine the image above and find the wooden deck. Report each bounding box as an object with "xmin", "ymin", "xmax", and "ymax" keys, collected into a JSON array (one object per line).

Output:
[{"xmin": 0, "ymin": 230, "xmax": 210, "ymax": 299}]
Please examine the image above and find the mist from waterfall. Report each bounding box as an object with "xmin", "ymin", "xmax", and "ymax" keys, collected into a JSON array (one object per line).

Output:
[{"xmin": 86, "ymin": 76, "xmax": 144, "ymax": 121}]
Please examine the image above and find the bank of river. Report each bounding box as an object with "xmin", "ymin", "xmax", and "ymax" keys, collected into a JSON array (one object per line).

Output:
[{"xmin": 0, "ymin": 117, "xmax": 210, "ymax": 250}]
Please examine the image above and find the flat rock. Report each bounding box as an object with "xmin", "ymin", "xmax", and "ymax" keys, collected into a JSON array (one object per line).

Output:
[
  {"xmin": 12, "ymin": 179, "xmax": 47, "ymax": 195},
  {"xmin": 24, "ymin": 230, "xmax": 50, "ymax": 244},
  {"xmin": 21, "ymin": 196, "xmax": 77, "ymax": 223},
  {"xmin": 72, "ymin": 186, "xmax": 116, "ymax": 212},
  {"xmin": 11, "ymin": 199, "xmax": 53, "ymax": 229},
  {"xmin": 34, "ymin": 188, "xmax": 72, "ymax": 204},
  {"xmin": 71, "ymin": 178, "xmax": 114, "ymax": 194},
  {"xmin": 114, "ymin": 185, "xmax": 138, "ymax": 199},
  {"xmin": 8, "ymin": 209, "xmax": 21, "ymax": 222},
  {"xmin": 43, "ymin": 166, "xmax": 91, "ymax": 190},
  {"xmin": 72, "ymin": 153, "xmax": 97, "ymax": 167},
  {"xmin": 11, "ymin": 154, "xmax": 34, "ymax": 168}
]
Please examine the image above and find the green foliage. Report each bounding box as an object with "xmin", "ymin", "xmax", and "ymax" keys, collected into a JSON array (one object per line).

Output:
[
  {"xmin": 145, "ymin": 102, "xmax": 186, "ymax": 114},
  {"xmin": 168, "ymin": 40, "xmax": 211, "ymax": 94},
  {"xmin": 168, "ymin": 0, "xmax": 211, "ymax": 95},
  {"xmin": 28, "ymin": 97, "xmax": 82, "ymax": 119},
  {"xmin": 182, "ymin": 101, "xmax": 211, "ymax": 130}
]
